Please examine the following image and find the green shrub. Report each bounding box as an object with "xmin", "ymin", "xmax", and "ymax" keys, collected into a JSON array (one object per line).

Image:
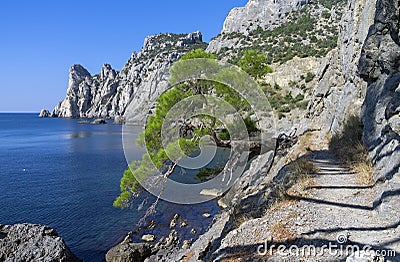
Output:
[
  {"xmin": 305, "ymin": 72, "xmax": 316, "ymax": 83},
  {"xmin": 238, "ymin": 49, "xmax": 273, "ymax": 78},
  {"xmin": 295, "ymin": 100, "xmax": 309, "ymax": 109},
  {"xmin": 322, "ymin": 10, "xmax": 331, "ymax": 19},
  {"xmin": 278, "ymin": 105, "xmax": 291, "ymax": 113},
  {"xmin": 244, "ymin": 116, "xmax": 259, "ymax": 134},
  {"xmin": 195, "ymin": 167, "xmax": 224, "ymax": 182},
  {"xmin": 218, "ymin": 129, "xmax": 230, "ymax": 140},
  {"xmin": 294, "ymin": 94, "xmax": 305, "ymax": 102}
]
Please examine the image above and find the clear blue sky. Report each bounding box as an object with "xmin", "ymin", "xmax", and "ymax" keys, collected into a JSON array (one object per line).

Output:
[{"xmin": 0, "ymin": 0, "xmax": 247, "ymax": 112}]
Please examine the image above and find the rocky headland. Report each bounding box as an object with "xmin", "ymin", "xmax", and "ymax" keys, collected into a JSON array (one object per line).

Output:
[{"xmin": 41, "ymin": 32, "xmax": 205, "ymax": 124}]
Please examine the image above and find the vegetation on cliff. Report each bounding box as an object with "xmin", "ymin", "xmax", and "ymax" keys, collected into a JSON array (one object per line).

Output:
[
  {"xmin": 215, "ymin": 0, "xmax": 345, "ymax": 64},
  {"xmin": 114, "ymin": 49, "xmax": 272, "ymax": 208}
]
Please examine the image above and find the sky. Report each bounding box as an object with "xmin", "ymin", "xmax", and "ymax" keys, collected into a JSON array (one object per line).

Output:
[{"xmin": 0, "ymin": 0, "xmax": 248, "ymax": 112}]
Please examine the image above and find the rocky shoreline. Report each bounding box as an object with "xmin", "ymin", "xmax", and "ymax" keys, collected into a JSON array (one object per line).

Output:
[{"xmin": 0, "ymin": 208, "xmax": 217, "ymax": 262}]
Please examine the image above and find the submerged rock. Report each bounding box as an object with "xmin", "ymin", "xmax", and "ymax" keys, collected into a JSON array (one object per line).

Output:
[
  {"xmin": 222, "ymin": 0, "xmax": 310, "ymax": 34},
  {"xmin": 201, "ymin": 213, "xmax": 211, "ymax": 218},
  {"xmin": 164, "ymin": 230, "xmax": 178, "ymax": 247},
  {"xmin": 169, "ymin": 214, "xmax": 179, "ymax": 229},
  {"xmin": 0, "ymin": 223, "xmax": 80, "ymax": 261}
]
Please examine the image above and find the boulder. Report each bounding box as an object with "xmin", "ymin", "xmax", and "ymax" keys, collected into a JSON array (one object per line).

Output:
[
  {"xmin": 0, "ymin": 223, "xmax": 80, "ymax": 261},
  {"xmin": 141, "ymin": 234, "xmax": 155, "ymax": 242},
  {"xmin": 164, "ymin": 230, "xmax": 178, "ymax": 248},
  {"xmin": 105, "ymin": 237, "xmax": 151, "ymax": 262},
  {"xmin": 181, "ymin": 240, "xmax": 191, "ymax": 250}
]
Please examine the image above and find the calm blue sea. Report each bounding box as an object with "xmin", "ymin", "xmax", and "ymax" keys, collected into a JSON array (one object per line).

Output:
[{"xmin": 0, "ymin": 113, "xmax": 219, "ymax": 261}]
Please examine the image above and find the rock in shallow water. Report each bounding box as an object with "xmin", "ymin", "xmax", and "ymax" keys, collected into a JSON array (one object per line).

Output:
[
  {"xmin": 91, "ymin": 118, "xmax": 107, "ymax": 125},
  {"xmin": 141, "ymin": 234, "xmax": 155, "ymax": 242},
  {"xmin": 0, "ymin": 223, "xmax": 80, "ymax": 262},
  {"xmin": 105, "ymin": 237, "xmax": 151, "ymax": 262},
  {"xmin": 169, "ymin": 214, "xmax": 179, "ymax": 229}
]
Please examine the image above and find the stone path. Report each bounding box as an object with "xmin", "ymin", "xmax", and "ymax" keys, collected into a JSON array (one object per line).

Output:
[
  {"xmin": 276, "ymin": 149, "xmax": 400, "ymax": 261},
  {"xmin": 213, "ymin": 149, "xmax": 400, "ymax": 261}
]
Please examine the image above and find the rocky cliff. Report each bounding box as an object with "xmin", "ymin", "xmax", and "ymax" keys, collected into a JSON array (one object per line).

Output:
[
  {"xmin": 51, "ymin": 32, "xmax": 206, "ymax": 122},
  {"xmin": 207, "ymin": 0, "xmax": 343, "ymax": 61},
  {"xmin": 207, "ymin": 0, "xmax": 310, "ymax": 54},
  {"xmin": 359, "ymin": 0, "xmax": 400, "ymax": 224},
  {"xmin": 50, "ymin": 0, "xmax": 344, "ymax": 123},
  {"xmin": 307, "ymin": 0, "xmax": 376, "ymax": 132},
  {"xmin": 131, "ymin": 0, "xmax": 400, "ymax": 260},
  {"xmin": 308, "ymin": 0, "xmax": 400, "ymax": 224},
  {"xmin": 221, "ymin": 0, "xmax": 311, "ymax": 34}
]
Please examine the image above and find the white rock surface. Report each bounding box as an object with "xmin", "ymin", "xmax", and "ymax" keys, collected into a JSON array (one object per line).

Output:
[{"xmin": 52, "ymin": 32, "xmax": 205, "ymax": 123}]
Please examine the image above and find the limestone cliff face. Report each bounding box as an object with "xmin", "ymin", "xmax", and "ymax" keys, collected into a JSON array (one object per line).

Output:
[
  {"xmin": 222, "ymin": 0, "xmax": 310, "ymax": 33},
  {"xmin": 359, "ymin": 0, "xmax": 400, "ymax": 223},
  {"xmin": 359, "ymin": 0, "xmax": 400, "ymax": 147},
  {"xmin": 207, "ymin": 0, "xmax": 311, "ymax": 54},
  {"xmin": 51, "ymin": 32, "xmax": 205, "ymax": 122},
  {"xmin": 305, "ymin": 0, "xmax": 399, "ymax": 181},
  {"xmin": 305, "ymin": 0, "xmax": 400, "ymax": 224},
  {"xmin": 306, "ymin": 0, "xmax": 376, "ymax": 132}
]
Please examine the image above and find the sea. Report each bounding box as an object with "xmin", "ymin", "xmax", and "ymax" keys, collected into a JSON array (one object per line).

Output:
[{"xmin": 0, "ymin": 113, "xmax": 219, "ymax": 261}]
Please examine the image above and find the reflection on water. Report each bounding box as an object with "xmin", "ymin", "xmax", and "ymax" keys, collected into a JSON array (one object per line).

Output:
[
  {"xmin": 66, "ymin": 132, "xmax": 92, "ymax": 139},
  {"xmin": 169, "ymin": 146, "xmax": 231, "ymax": 185},
  {"xmin": 66, "ymin": 131, "xmax": 123, "ymax": 139}
]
